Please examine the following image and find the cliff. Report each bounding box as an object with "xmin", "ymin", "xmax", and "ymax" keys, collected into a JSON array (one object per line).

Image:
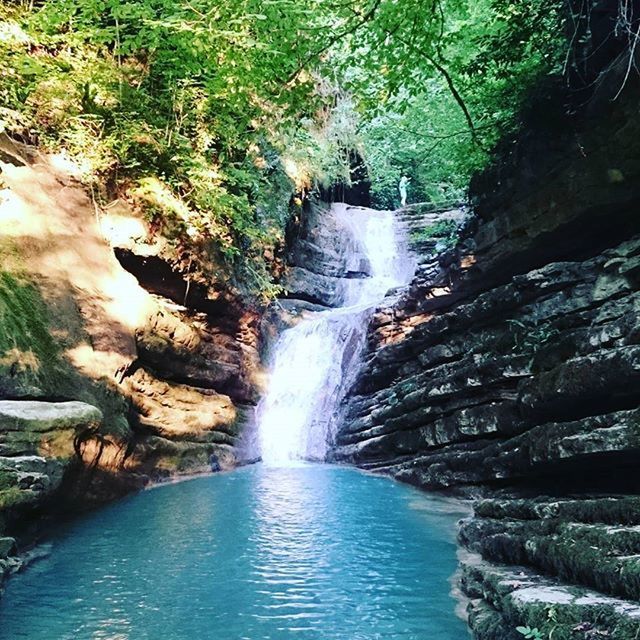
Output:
[
  {"xmin": 0, "ymin": 134, "xmax": 263, "ymax": 584},
  {"xmin": 330, "ymin": 55, "xmax": 640, "ymax": 638}
]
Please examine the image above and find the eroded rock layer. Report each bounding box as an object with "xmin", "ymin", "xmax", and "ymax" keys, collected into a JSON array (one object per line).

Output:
[
  {"xmin": 331, "ymin": 66, "xmax": 640, "ymax": 637},
  {"xmin": 0, "ymin": 135, "xmax": 262, "ymax": 584}
]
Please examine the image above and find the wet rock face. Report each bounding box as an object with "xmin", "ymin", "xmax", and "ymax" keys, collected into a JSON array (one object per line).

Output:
[
  {"xmin": 333, "ymin": 231, "xmax": 640, "ymax": 488},
  {"xmin": 331, "ymin": 76, "xmax": 640, "ymax": 637},
  {"xmin": 281, "ymin": 202, "xmax": 374, "ymax": 307}
]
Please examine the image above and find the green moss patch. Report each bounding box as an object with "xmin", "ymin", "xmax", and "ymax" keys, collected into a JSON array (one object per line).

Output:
[{"xmin": 0, "ymin": 270, "xmax": 65, "ymax": 392}]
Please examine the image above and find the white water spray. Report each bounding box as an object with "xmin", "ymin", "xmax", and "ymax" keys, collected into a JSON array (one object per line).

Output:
[{"xmin": 257, "ymin": 204, "xmax": 414, "ymax": 466}]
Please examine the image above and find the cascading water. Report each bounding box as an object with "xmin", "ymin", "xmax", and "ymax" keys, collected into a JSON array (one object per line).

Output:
[{"xmin": 257, "ymin": 203, "xmax": 415, "ymax": 466}]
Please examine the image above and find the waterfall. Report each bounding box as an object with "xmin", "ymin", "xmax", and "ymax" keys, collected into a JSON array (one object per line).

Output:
[{"xmin": 257, "ymin": 204, "xmax": 414, "ymax": 466}]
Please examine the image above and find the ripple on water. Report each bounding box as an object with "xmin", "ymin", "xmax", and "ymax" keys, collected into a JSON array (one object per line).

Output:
[{"xmin": 0, "ymin": 465, "xmax": 470, "ymax": 640}]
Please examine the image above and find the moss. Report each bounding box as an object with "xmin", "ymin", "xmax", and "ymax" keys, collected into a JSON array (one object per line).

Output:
[
  {"xmin": 469, "ymin": 600, "xmax": 521, "ymax": 640},
  {"xmin": 0, "ymin": 471, "xmax": 15, "ymax": 492},
  {"xmin": 475, "ymin": 497, "xmax": 640, "ymax": 526},
  {"xmin": 0, "ymin": 487, "xmax": 30, "ymax": 510},
  {"xmin": 410, "ymin": 219, "xmax": 460, "ymax": 249},
  {"xmin": 468, "ymin": 516, "xmax": 640, "ymax": 601},
  {"xmin": 514, "ymin": 602, "xmax": 640, "ymax": 640},
  {"xmin": 528, "ymin": 524, "xmax": 640, "ymax": 601},
  {"xmin": 464, "ymin": 562, "xmax": 640, "ymax": 638},
  {"xmin": 0, "ymin": 270, "xmax": 64, "ymax": 391},
  {"xmin": 0, "ymin": 6, "xmax": 299, "ymax": 299}
]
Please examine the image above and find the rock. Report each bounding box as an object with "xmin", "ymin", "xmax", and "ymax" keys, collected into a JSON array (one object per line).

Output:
[
  {"xmin": 287, "ymin": 201, "xmax": 373, "ymax": 279},
  {"xmin": 124, "ymin": 367, "xmax": 240, "ymax": 443},
  {"xmin": 130, "ymin": 435, "xmax": 236, "ymax": 478},
  {"xmin": 0, "ymin": 401, "xmax": 103, "ymax": 518},
  {"xmin": 329, "ymin": 58, "xmax": 640, "ymax": 639},
  {"xmin": 0, "ymin": 537, "xmax": 16, "ymax": 558},
  {"xmin": 283, "ymin": 266, "xmax": 351, "ymax": 307},
  {"xmin": 0, "ymin": 401, "xmax": 102, "ymax": 457},
  {"xmin": 281, "ymin": 202, "xmax": 380, "ymax": 307},
  {"xmin": 0, "ymin": 400, "xmax": 102, "ymax": 432},
  {"xmin": 135, "ymin": 305, "xmax": 260, "ymax": 404},
  {"xmin": 461, "ymin": 555, "xmax": 640, "ymax": 640}
]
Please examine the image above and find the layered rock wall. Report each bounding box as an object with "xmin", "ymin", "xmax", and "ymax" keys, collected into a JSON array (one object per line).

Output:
[
  {"xmin": 0, "ymin": 135, "xmax": 262, "ymax": 583},
  {"xmin": 331, "ymin": 64, "xmax": 640, "ymax": 638}
]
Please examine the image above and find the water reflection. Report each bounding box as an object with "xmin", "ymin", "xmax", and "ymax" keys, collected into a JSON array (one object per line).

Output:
[
  {"xmin": 249, "ymin": 466, "xmax": 332, "ymax": 633},
  {"xmin": 0, "ymin": 465, "xmax": 470, "ymax": 640}
]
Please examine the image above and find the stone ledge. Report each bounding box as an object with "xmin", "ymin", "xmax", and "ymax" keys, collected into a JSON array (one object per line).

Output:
[
  {"xmin": 462, "ymin": 554, "xmax": 640, "ymax": 640},
  {"xmin": 0, "ymin": 400, "xmax": 102, "ymax": 434}
]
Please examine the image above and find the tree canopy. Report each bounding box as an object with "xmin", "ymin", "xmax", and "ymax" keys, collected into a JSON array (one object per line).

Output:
[{"xmin": 0, "ymin": 0, "xmax": 607, "ymax": 296}]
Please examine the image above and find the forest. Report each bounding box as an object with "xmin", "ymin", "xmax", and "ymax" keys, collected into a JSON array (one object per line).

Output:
[
  {"xmin": 2, "ymin": 2, "xmax": 640, "ymax": 639},
  {"xmin": 0, "ymin": 0, "xmax": 583, "ymax": 297}
]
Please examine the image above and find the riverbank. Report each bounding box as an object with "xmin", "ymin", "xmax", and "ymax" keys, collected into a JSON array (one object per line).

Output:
[{"xmin": 332, "ymin": 48, "xmax": 640, "ymax": 639}]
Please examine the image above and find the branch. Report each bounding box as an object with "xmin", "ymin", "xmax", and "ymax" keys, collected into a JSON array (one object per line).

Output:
[
  {"xmin": 386, "ymin": 28, "xmax": 481, "ymax": 146},
  {"xmin": 428, "ymin": 54, "xmax": 478, "ymax": 143},
  {"xmin": 286, "ymin": 0, "xmax": 383, "ymax": 84},
  {"xmin": 390, "ymin": 122, "xmax": 494, "ymax": 141}
]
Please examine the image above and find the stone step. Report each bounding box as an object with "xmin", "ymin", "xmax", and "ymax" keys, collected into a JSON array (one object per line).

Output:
[{"xmin": 460, "ymin": 515, "xmax": 640, "ymax": 601}]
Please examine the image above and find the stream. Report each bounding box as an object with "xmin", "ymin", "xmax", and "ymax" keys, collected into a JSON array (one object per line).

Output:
[{"xmin": 0, "ymin": 205, "xmax": 470, "ymax": 639}]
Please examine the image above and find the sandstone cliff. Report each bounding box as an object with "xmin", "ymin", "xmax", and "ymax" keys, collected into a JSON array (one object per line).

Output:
[{"xmin": 0, "ymin": 135, "xmax": 262, "ymax": 585}]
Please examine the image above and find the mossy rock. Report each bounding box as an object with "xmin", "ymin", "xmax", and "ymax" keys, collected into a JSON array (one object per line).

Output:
[{"xmin": 474, "ymin": 497, "xmax": 640, "ymax": 526}]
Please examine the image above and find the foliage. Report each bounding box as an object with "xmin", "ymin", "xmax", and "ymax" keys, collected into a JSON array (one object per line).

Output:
[
  {"xmin": 507, "ymin": 319, "xmax": 560, "ymax": 356},
  {"xmin": 410, "ymin": 219, "xmax": 460, "ymax": 250},
  {"xmin": 0, "ymin": 0, "xmax": 341, "ymax": 298},
  {"xmin": 0, "ymin": 271, "xmax": 63, "ymax": 390},
  {"xmin": 516, "ymin": 627, "xmax": 544, "ymax": 640},
  {"xmin": 0, "ymin": 0, "xmax": 582, "ymax": 294},
  {"xmin": 341, "ymin": 0, "xmax": 567, "ymax": 207}
]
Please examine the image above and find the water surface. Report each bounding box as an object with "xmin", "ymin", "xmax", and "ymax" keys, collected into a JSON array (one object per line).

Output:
[{"xmin": 0, "ymin": 465, "xmax": 469, "ymax": 640}]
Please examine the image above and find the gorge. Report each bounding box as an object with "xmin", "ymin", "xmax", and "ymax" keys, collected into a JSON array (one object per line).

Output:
[{"xmin": 1, "ymin": 1, "xmax": 640, "ymax": 638}]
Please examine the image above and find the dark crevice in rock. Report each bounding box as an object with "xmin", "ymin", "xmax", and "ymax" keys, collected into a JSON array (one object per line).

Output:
[
  {"xmin": 131, "ymin": 420, "xmax": 238, "ymax": 444},
  {"xmin": 114, "ymin": 249, "xmax": 239, "ymax": 326},
  {"xmin": 279, "ymin": 291, "xmax": 334, "ymax": 308},
  {"xmin": 520, "ymin": 386, "xmax": 640, "ymax": 426},
  {"xmin": 501, "ymin": 450, "xmax": 640, "ymax": 495},
  {"xmin": 1, "ymin": 393, "xmax": 80, "ymax": 403},
  {"xmin": 0, "ymin": 149, "xmax": 26, "ymax": 167},
  {"xmin": 476, "ymin": 198, "xmax": 640, "ymax": 272}
]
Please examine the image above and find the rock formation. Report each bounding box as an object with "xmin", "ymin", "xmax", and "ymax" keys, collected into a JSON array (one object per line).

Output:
[
  {"xmin": 0, "ymin": 133, "xmax": 262, "ymax": 585},
  {"xmin": 330, "ymin": 57, "xmax": 640, "ymax": 639}
]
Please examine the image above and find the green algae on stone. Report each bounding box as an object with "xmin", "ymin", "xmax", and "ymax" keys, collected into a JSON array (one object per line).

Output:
[
  {"xmin": 462, "ymin": 558, "xmax": 640, "ymax": 640},
  {"xmin": 474, "ymin": 497, "xmax": 640, "ymax": 526}
]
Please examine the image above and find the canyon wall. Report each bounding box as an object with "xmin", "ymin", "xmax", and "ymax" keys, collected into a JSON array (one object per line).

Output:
[
  {"xmin": 331, "ymin": 60, "xmax": 640, "ymax": 638},
  {"xmin": 0, "ymin": 135, "xmax": 262, "ymax": 583},
  {"xmin": 0, "ymin": 144, "xmax": 378, "ymax": 589}
]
